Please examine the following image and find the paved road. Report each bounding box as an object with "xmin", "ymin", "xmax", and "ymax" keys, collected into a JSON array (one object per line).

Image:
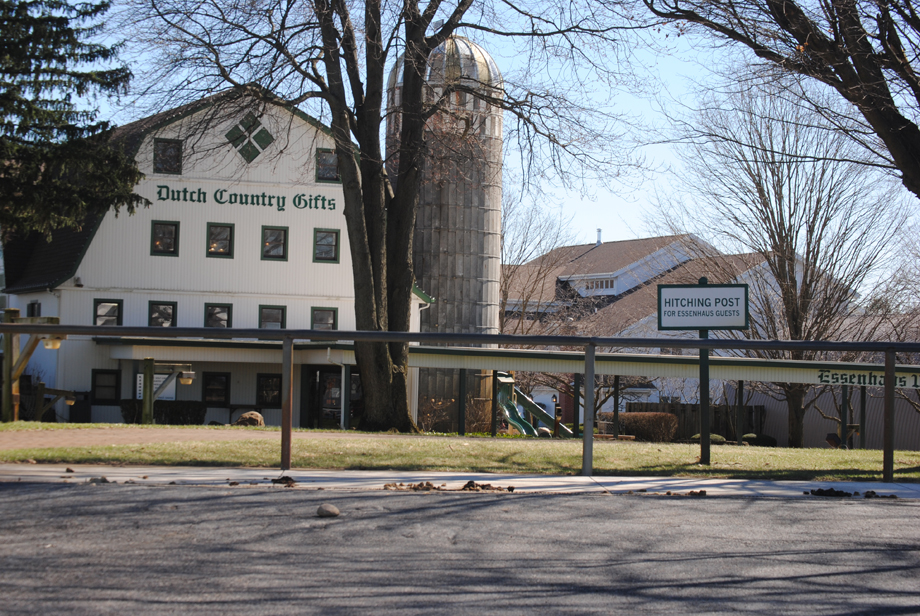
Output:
[
  {"xmin": 2, "ymin": 482, "xmax": 919, "ymax": 614},
  {"xmin": 5, "ymin": 462, "xmax": 920, "ymax": 498}
]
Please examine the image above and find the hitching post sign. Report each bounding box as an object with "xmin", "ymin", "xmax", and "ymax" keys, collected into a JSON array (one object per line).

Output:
[{"xmin": 658, "ymin": 284, "xmax": 749, "ymax": 331}]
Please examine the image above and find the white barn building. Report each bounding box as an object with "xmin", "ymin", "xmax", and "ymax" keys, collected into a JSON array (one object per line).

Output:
[{"xmin": 3, "ymin": 93, "xmax": 427, "ymax": 426}]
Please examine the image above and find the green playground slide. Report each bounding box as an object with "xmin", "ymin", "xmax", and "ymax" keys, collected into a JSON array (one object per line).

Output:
[
  {"xmin": 499, "ymin": 399, "xmax": 538, "ymax": 436},
  {"xmin": 513, "ymin": 386, "xmax": 575, "ymax": 438},
  {"xmin": 493, "ymin": 371, "xmax": 575, "ymax": 438}
]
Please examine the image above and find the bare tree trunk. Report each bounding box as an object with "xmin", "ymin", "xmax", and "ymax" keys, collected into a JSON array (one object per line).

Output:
[
  {"xmin": 354, "ymin": 340, "xmax": 415, "ymax": 432},
  {"xmin": 128, "ymin": 0, "xmax": 638, "ymax": 431}
]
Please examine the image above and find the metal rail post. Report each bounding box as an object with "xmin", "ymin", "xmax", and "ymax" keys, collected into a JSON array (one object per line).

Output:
[
  {"xmin": 281, "ymin": 336, "xmax": 293, "ymax": 471},
  {"xmin": 884, "ymin": 350, "xmax": 895, "ymax": 482},
  {"xmin": 859, "ymin": 385, "xmax": 867, "ymax": 450},
  {"xmin": 342, "ymin": 365, "xmax": 351, "ymax": 430},
  {"xmin": 841, "ymin": 385, "xmax": 849, "ymax": 448},
  {"xmin": 581, "ymin": 343, "xmax": 596, "ymax": 476},
  {"xmin": 458, "ymin": 368, "xmax": 467, "ymax": 436},
  {"xmin": 490, "ymin": 371, "xmax": 498, "ymax": 437},
  {"xmin": 573, "ymin": 373, "xmax": 581, "ymax": 438},
  {"xmin": 696, "ymin": 277, "xmax": 711, "ymax": 465},
  {"xmin": 141, "ymin": 358, "xmax": 155, "ymax": 424},
  {"xmin": 699, "ymin": 328, "xmax": 710, "ymax": 465},
  {"xmin": 736, "ymin": 380, "xmax": 744, "ymax": 445},
  {"xmin": 34, "ymin": 381, "xmax": 44, "ymax": 422}
]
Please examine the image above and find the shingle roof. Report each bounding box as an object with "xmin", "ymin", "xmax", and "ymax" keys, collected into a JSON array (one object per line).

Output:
[
  {"xmin": 528, "ymin": 235, "xmax": 692, "ymax": 278},
  {"xmin": 502, "ymin": 263, "xmax": 566, "ymax": 305},
  {"xmin": 581, "ymin": 253, "xmax": 766, "ymax": 335},
  {"xmin": 3, "ymin": 211, "xmax": 105, "ymax": 293}
]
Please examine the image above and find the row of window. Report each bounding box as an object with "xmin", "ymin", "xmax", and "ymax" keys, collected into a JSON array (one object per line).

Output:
[
  {"xmin": 583, "ymin": 279, "xmax": 615, "ymax": 291},
  {"xmin": 94, "ymin": 299, "xmax": 337, "ymax": 330},
  {"xmin": 153, "ymin": 137, "xmax": 341, "ymax": 182},
  {"xmin": 92, "ymin": 370, "xmax": 282, "ymax": 407},
  {"xmin": 152, "ymin": 222, "xmax": 340, "ymax": 263}
]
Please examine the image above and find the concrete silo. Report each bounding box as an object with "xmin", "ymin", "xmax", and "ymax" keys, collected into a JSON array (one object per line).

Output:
[{"xmin": 387, "ymin": 36, "xmax": 503, "ymax": 430}]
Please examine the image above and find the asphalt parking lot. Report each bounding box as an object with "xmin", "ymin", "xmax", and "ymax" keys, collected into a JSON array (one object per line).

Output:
[{"xmin": 2, "ymin": 481, "xmax": 919, "ymax": 615}]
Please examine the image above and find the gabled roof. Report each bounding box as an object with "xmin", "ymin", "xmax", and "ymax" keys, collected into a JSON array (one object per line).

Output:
[
  {"xmin": 111, "ymin": 87, "xmax": 334, "ymax": 159},
  {"xmin": 581, "ymin": 253, "xmax": 767, "ymax": 336},
  {"xmin": 3, "ymin": 90, "xmax": 331, "ymax": 295},
  {"xmin": 528, "ymin": 234, "xmax": 692, "ymax": 278},
  {"xmin": 3, "ymin": 211, "xmax": 105, "ymax": 293},
  {"xmin": 502, "ymin": 262, "xmax": 566, "ymax": 306}
]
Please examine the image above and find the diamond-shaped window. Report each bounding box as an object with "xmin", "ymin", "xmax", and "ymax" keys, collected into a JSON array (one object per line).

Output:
[{"xmin": 225, "ymin": 113, "xmax": 274, "ymax": 163}]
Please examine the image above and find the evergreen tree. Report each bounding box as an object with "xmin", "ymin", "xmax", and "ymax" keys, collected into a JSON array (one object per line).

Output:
[{"xmin": 0, "ymin": 0, "xmax": 144, "ymax": 237}]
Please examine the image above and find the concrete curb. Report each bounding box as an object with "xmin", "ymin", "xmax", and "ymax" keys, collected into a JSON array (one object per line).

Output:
[{"xmin": 2, "ymin": 463, "xmax": 919, "ymax": 499}]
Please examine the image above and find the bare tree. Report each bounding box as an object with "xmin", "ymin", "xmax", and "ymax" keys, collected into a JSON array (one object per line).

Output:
[
  {"xmin": 123, "ymin": 0, "xmax": 640, "ymax": 431},
  {"xmin": 499, "ymin": 200, "xmax": 609, "ymax": 421},
  {"xmin": 653, "ymin": 84, "xmax": 910, "ymax": 447},
  {"xmin": 499, "ymin": 185, "xmax": 578, "ymax": 337},
  {"xmin": 500, "ymin": 249, "xmax": 652, "ymax": 421},
  {"xmin": 642, "ymin": 0, "xmax": 920, "ymax": 202}
]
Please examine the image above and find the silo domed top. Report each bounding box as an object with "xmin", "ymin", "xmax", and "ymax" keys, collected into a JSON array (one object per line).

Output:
[{"xmin": 387, "ymin": 36, "xmax": 503, "ymax": 91}]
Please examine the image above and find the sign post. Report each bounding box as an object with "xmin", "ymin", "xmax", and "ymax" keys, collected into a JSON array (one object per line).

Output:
[
  {"xmin": 699, "ymin": 317, "xmax": 710, "ymax": 465},
  {"xmin": 658, "ymin": 278, "xmax": 749, "ymax": 466}
]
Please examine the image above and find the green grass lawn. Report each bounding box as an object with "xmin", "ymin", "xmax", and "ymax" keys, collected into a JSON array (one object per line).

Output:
[{"xmin": 1, "ymin": 424, "xmax": 918, "ymax": 481}]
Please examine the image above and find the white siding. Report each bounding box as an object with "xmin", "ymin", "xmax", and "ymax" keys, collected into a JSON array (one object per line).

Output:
[
  {"xmin": 734, "ymin": 384, "xmax": 920, "ymax": 450},
  {"xmin": 58, "ymin": 289, "xmax": 356, "ymax": 330},
  {"xmin": 54, "ymin": 337, "xmax": 120, "ymax": 395},
  {"xmin": 8, "ymin": 291, "xmax": 61, "ymax": 385},
  {"xmin": 67, "ymin": 103, "xmax": 352, "ymax": 309},
  {"xmin": 6, "ymin": 99, "xmax": 427, "ymax": 424}
]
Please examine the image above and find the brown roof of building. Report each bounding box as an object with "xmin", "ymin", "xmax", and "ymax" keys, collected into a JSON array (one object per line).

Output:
[
  {"xmin": 581, "ymin": 253, "xmax": 766, "ymax": 335},
  {"xmin": 527, "ymin": 235, "xmax": 694, "ymax": 278},
  {"xmin": 502, "ymin": 263, "xmax": 565, "ymax": 305},
  {"xmin": 3, "ymin": 212, "xmax": 106, "ymax": 294}
]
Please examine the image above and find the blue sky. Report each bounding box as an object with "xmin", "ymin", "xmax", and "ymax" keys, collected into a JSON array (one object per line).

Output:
[
  {"xmin": 98, "ymin": 20, "xmax": 711, "ymax": 247},
  {"xmin": 505, "ymin": 39, "xmax": 705, "ymax": 246}
]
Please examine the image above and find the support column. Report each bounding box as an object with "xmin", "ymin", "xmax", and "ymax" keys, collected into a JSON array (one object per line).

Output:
[
  {"xmin": 490, "ymin": 371, "xmax": 498, "ymax": 437},
  {"xmin": 458, "ymin": 368, "xmax": 467, "ymax": 436},
  {"xmin": 142, "ymin": 358, "xmax": 155, "ymax": 425},
  {"xmin": 699, "ymin": 329, "xmax": 710, "ymax": 465},
  {"xmin": 281, "ymin": 337, "xmax": 294, "ymax": 471},
  {"xmin": 573, "ymin": 373, "xmax": 581, "ymax": 438},
  {"xmin": 736, "ymin": 380, "xmax": 744, "ymax": 445},
  {"xmin": 581, "ymin": 343, "xmax": 596, "ymax": 476},
  {"xmin": 612, "ymin": 375, "xmax": 620, "ymax": 439},
  {"xmin": 883, "ymin": 350, "xmax": 895, "ymax": 482},
  {"xmin": 841, "ymin": 384, "xmax": 849, "ymax": 448},
  {"xmin": 859, "ymin": 385, "xmax": 867, "ymax": 450}
]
